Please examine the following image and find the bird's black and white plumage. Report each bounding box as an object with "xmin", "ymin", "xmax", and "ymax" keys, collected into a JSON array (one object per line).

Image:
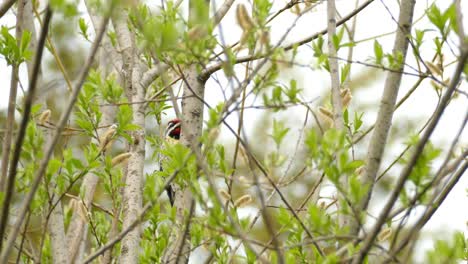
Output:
[{"xmin": 160, "ymin": 119, "xmax": 181, "ymax": 206}]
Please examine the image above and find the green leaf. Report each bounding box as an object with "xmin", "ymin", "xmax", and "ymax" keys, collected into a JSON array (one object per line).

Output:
[
  {"xmin": 270, "ymin": 119, "xmax": 289, "ymax": 148},
  {"xmin": 0, "ymin": 26, "xmax": 32, "ymax": 65},
  {"xmin": 353, "ymin": 111, "xmax": 363, "ymax": 132},
  {"xmin": 340, "ymin": 64, "xmax": 351, "ymax": 85},
  {"xmin": 343, "ymin": 108, "xmax": 349, "ymax": 125},
  {"xmin": 78, "ymin": 18, "xmax": 89, "ymax": 40},
  {"xmin": 427, "ymin": 4, "xmax": 451, "ymax": 34},
  {"xmin": 286, "ymin": 79, "xmax": 301, "ymax": 102},
  {"xmin": 374, "ymin": 40, "xmax": 383, "ymax": 65},
  {"xmin": 312, "ymin": 35, "xmax": 324, "ymax": 57},
  {"xmin": 414, "ymin": 29, "xmax": 426, "ymax": 48},
  {"xmin": 254, "ymin": 0, "xmax": 273, "ymax": 24},
  {"xmin": 332, "ymin": 27, "xmax": 345, "ymax": 50}
]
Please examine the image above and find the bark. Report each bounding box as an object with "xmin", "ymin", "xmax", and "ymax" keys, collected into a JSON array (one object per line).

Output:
[
  {"xmin": 41, "ymin": 90, "xmax": 67, "ymax": 264},
  {"xmin": 163, "ymin": 1, "xmax": 209, "ymax": 263},
  {"xmin": 84, "ymin": 0, "xmax": 122, "ymax": 75},
  {"xmin": 350, "ymin": 0, "xmax": 417, "ymax": 236},
  {"xmin": 47, "ymin": 158, "xmax": 68, "ymax": 264},
  {"xmin": 111, "ymin": 6, "xmax": 146, "ymax": 264},
  {"xmin": 327, "ymin": 0, "xmax": 345, "ymax": 131},
  {"xmin": 0, "ymin": 9, "xmax": 111, "ymax": 262},
  {"xmin": 163, "ymin": 67, "xmax": 206, "ymax": 264},
  {"xmin": 212, "ymin": 0, "xmax": 235, "ymax": 25},
  {"xmin": 327, "ymin": 0, "xmax": 353, "ymax": 232},
  {"xmin": 119, "ymin": 63, "xmax": 145, "ymax": 264},
  {"xmin": 0, "ymin": 0, "xmax": 36, "ymax": 194},
  {"xmin": 66, "ymin": 174, "xmax": 99, "ymax": 263}
]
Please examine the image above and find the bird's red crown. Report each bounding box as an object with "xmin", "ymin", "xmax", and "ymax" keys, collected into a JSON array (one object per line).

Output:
[{"xmin": 167, "ymin": 118, "xmax": 181, "ymax": 139}]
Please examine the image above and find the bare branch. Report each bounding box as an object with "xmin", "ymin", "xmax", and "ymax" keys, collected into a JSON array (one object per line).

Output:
[
  {"xmin": 352, "ymin": 44, "xmax": 468, "ymax": 264},
  {"xmin": 327, "ymin": 0, "xmax": 344, "ymax": 130},
  {"xmin": 0, "ymin": 8, "xmax": 112, "ymax": 262},
  {"xmin": 212, "ymin": 0, "xmax": 235, "ymax": 26},
  {"xmin": 0, "ymin": 0, "xmax": 24, "ymax": 191},
  {"xmin": 0, "ymin": 0, "xmax": 16, "ymax": 18},
  {"xmin": 389, "ymin": 160, "xmax": 468, "ymax": 258},
  {"xmin": 200, "ymin": 0, "xmax": 376, "ymax": 79},
  {"xmin": 0, "ymin": 6, "xmax": 53, "ymax": 253},
  {"xmin": 350, "ymin": 0, "xmax": 417, "ymax": 235},
  {"xmin": 454, "ymin": 0, "xmax": 466, "ymax": 45}
]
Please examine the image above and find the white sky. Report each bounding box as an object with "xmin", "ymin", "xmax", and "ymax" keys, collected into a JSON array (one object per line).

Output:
[{"xmin": 0, "ymin": 0, "xmax": 467, "ymax": 261}]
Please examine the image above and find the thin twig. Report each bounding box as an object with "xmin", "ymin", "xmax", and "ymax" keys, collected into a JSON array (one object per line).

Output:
[
  {"xmin": 200, "ymin": 0, "xmax": 376, "ymax": 78},
  {"xmin": 352, "ymin": 47, "xmax": 468, "ymax": 264},
  {"xmin": 0, "ymin": 7, "xmax": 112, "ymax": 261},
  {"xmin": 0, "ymin": 6, "xmax": 53, "ymax": 252}
]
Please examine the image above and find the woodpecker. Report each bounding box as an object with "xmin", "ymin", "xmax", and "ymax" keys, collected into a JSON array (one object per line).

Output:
[{"xmin": 161, "ymin": 118, "xmax": 181, "ymax": 206}]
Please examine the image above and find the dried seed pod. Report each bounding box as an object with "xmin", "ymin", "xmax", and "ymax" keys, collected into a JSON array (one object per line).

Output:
[
  {"xmin": 291, "ymin": 4, "xmax": 301, "ymax": 15},
  {"xmin": 234, "ymin": 194, "xmax": 252, "ymax": 207},
  {"xmin": 236, "ymin": 4, "xmax": 254, "ymax": 32},
  {"xmin": 318, "ymin": 107, "xmax": 335, "ymax": 129},
  {"xmin": 319, "ymin": 106, "xmax": 334, "ymax": 119},
  {"xmin": 208, "ymin": 127, "xmax": 220, "ymax": 142},
  {"xmin": 430, "ymin": 80, "xmax": 442, "ymax": 91},
  {"xmin": 355, "ymin": 166, "xmax": 366, "ymax": 176},
  {"xmin": 219, "ymin": 189, "xmax": 231, "ymax": 200},
  {"xmin": 443, "ymin": 78, "xmax": 451, "ymax": 86},
  {"xmin": 99, "ymin": 124, "xmax": 118, "ymax": 152},
  {"xmin": 426, "ymin": 61, "xmax": 443, "ymax": 76},
  {"xmin": 39, "ymin": 109, "xmax": 51, "ymax": 125},
  {"xmin": 340, "ymin": 88, "xmax": 351, "ymax": 98},
  {"xmin": 111, "ymin": 152, "xmax": 132, "ymax": 166},
  {"xmin": 259, "ymin": 30, "xmax": 270, "ymax": 46},
  {"xmin": 305, "ymin": 0, "xmax": 319, "ymax": 8},
  {"xmin": 342, "ymin": 93, "xmax": 352, "ymax": 108},
  {"xmin": 377, "ymin": 227, "xmax": 393, "ymax": 242}
]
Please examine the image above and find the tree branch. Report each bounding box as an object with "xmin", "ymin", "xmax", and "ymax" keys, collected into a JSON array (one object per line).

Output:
[
  {"xmin": 0, "ymin": 0, "xmax": 16, "ymax": 18},
  {"xmin": 200, "ymin": 0, "xmax": 376, "ymax": 79},
  {"xmin": 0, "ymin": 8, "xmax": 111, "ymax": 262},
  {"xmin": 0, "ymin": 6, "xmax": 52, "ymax": 253},
  {"xmin": 350, "ymin": 0, "xmax": 416, "ymax": 236},
  {"xmin": 351, "ymin": 44, "xmax": 468, "ymax": 264}
]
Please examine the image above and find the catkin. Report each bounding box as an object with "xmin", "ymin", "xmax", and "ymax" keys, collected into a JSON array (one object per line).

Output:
[
  {"xmin": 377, "ymin": 227, "xmax": 393, "ymax": 242},
  {"xmin": 236, "ymin": 4, "xmax": 254, "ymax": 32},
  {"xmin": 111, "ymin": 152, "xmax": 132, "ymax": 166},
  {"xmin": 99, "ymin": 124, "xmax": 117, "ymax": 152},
  {"xmin": 219, "ymin": 189, "xmax": 231, "ymax": 200},
  {"xmin": 342, "ymin": 93, "xmax": 352, "ymax": 108},
  {"xmin": 355, "ymin": 166, "xmax": 366, "ymax": 176},
  {"xmin": 234, "ymin": 194, "xmax": 252, "ymax": 207},
  {"xmin": 319, "ymin": 106, "xmax": 334, "ymax": 119},
  {"xmin": 426, "ymin": 61, "xmax": 443, "ymax": 76},
  {"xmin": 39, "ymin": 109, "xmax": 51, "ymax": 125}
]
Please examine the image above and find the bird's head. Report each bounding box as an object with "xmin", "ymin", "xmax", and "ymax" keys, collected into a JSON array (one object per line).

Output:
[{"xmin": 166, "ymin": 118, "xmax": 181, "ymax": 140}]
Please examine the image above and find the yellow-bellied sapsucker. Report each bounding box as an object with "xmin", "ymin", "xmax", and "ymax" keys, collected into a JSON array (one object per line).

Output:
[{"xmin": 160, "ymin": 118, "xmax": 181, "ymax": 206}]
